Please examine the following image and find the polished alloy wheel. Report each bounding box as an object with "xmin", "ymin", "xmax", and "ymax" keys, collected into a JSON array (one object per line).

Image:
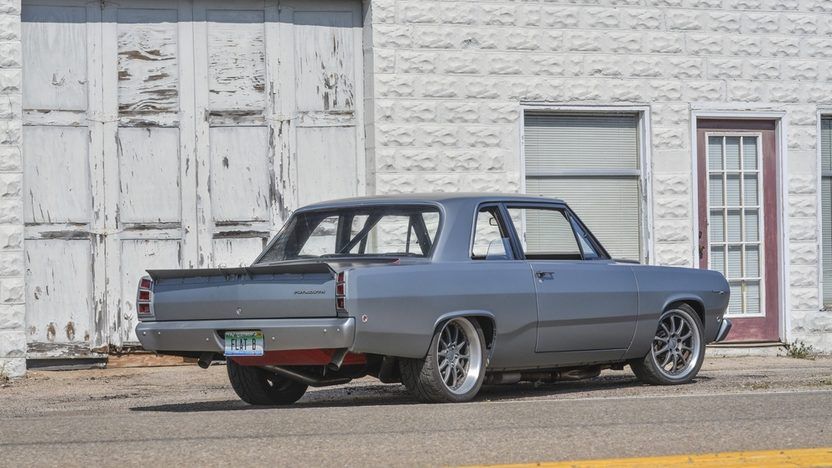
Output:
[
  {"xmin": 650, "ymin": 309, "xmax": 702, "ymax": 379},
  {"xmin": 436, "ymin": 318, "xmax": 483, "ymax": 395}
]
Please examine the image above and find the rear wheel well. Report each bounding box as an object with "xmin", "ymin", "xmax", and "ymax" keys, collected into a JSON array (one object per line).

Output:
[
  {"xmin": 468, "ymin": 316, "xmax": 495, "ymax": 351},
  {"xmin": 667, "ymin": 300, "xmax": 705, "ymax": 326}
]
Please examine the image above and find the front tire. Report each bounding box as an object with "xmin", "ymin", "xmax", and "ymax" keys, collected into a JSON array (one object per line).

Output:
[
  {"xmin": 400, "ymin": 317, "xmax": 487, "ymax": 403},
  {"xmin": 631, "ymin": 304, "xmax": 705, "ymax": 385},
  {"xmin": 226, "ymin": 360, "xmax": 308, "ymax": 405}
]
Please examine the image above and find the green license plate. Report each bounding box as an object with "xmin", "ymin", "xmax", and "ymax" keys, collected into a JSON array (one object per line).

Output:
[{"xmin": 224, "ymin": 331, "xmax": 264, "ymax": 357}]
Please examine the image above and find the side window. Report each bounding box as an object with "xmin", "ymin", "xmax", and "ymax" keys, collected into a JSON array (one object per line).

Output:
[
  {"xmin": 570, "ymin": 216, "xmax": 600, "ymax": 260},
  {"xmin": 472, "ymin": 207, "xmax": 512, "ymax": 260},
  {"xmin": 507, "ymin": 207, "xmax": 582, "ymax": 260}
]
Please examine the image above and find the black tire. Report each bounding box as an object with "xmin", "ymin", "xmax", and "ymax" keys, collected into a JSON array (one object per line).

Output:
[
  {"xmin": 400, "ymin": 317, "xmax": 487, "ymax": 403},
  {"xmin": 631, "ymin": 304, "xmax": 705, "ymax": 385},
  {"xmin": 226, "ymin": 360, "xmax": 308, "ymax": 405}
]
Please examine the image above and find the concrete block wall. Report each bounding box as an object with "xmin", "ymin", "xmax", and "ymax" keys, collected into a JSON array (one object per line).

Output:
[
  {"xmin": 0, "ymin": 0, "xmax": 21, "ymax": 378},
  {"xmin": 366, "ymin": 0, "xmax": 832, "ymax": 351}
]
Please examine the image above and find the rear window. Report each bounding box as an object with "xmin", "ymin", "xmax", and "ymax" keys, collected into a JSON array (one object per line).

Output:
[{"xmin": 256, "ymin": 205, "xmax": 441, "ymax": 263}]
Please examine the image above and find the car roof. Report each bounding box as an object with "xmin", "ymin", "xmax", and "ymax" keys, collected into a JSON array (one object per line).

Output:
[{"xmin": 299, "ymin": 192, "xmax": 566, "ymax": 211}]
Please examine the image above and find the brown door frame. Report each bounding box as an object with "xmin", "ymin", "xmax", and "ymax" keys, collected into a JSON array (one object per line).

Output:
[{"xmin": 695, "ymin": 118, "xmax": 782, "ymax": 342}]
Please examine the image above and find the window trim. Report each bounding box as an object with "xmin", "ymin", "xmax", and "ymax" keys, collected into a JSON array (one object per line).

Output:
[{"xmin": 518, "ymin": 105, "xmax": 652, "ymax": 264}]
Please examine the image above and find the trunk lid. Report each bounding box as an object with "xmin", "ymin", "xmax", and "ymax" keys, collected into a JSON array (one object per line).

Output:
[{"xmin": 147, "ymin": 262, "xmax": 338, "ymax": 321}]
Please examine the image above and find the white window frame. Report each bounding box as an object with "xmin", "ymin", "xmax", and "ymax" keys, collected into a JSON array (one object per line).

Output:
[
  {"xmin": 704, "ymin": 132, "xmax": 766, "ymax": 318},
  {"xmin": 518, "ymin": 104, "xmax": 653, "ymax": 264}
]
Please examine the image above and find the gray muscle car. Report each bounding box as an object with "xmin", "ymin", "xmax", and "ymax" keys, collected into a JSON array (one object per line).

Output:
[{"xmin": 136, "ymin": 194, "xmax": 732, "ymax": 404}]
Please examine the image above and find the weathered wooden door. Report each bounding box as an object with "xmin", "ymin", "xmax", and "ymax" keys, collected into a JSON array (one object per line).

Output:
[
  {"xmin": 22, "ymin": 0, "xmax": 364, "ymax": 355},
  {"xmin": 696, "ymin": 120, "xmax": 780, "ymax": 342}
]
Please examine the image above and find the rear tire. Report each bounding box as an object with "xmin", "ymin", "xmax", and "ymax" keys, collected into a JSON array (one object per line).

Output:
[
  {"xmin": 226, "ymin": 360, "xmax": 308, "ymax": 405},
  {"xmin": 400, "ymin": 317, "xmax": 486, "ymax": 403},
  {"xmin": 630, "ymin": 304, "xmax": 705, "ymax": 385}
]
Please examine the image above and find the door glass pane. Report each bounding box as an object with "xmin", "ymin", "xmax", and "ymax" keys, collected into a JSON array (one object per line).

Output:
[
  {"xmin": 709, "ymin": 210, "xmax": 724, "ymax": 242},
  {"xmin": 742, "ymin": 137, "xmax": 758, "ymax": 170},
  {"xmin": 725, "ymin": 136, "xmax": 741, "ymax": 170},
  {"xmin": 743, "ymin": 175, "xmax": 758, "ymax": 206},
  {"xmin": 709, "ymin": 175, "xmax": 724, "ymax": 206},
  {"xmin": 728, "ymin": 282, "xmax": 743, "ymax": 315},
  {"xmin": 745, "ymin": 281, "xmax": 761, "ymax": 314},
  {"xmin": 727, "ymin": 209, "xmax": 742, "ymax": 242},
  {"xmin": 708, "ymin": 136, "xmax": 723, "ymax": 170},
  {"xmin": 726, "ymin": 174, "xmax": 741, "ymax": 206},
  {"xmin": 710, "ymin": 245, "xmax": 725, "ymax": 273},
  {"xmin": 728, "ymin": 245, "xmax": 742, "ymax": 277},
  {"xmin": 745, "ymin": 209, "xmax": 759, "ymax": 242},
  {"xmin": 745, "ymin": 245, "xmax": 760, "ymax": 277}
]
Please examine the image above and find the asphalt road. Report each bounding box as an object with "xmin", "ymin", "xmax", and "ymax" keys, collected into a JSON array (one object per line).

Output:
[{"xmin": 1, "ymin": 356, "xmax": 831, "ymax": 467}]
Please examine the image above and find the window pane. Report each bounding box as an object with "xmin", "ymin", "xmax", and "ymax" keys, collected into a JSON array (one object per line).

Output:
[
  {"xmin": 725, "ymin": 136, "xmax": 741, "ymax": 170},
  {"xmin": 823, "ymin": 176, "xmax": 832, "ymax": 305},
  {"xmin": 508, "ymin": 207, "xmax": 581, "ymax": 259},
  {"xmin": 524, "ymin": 114, "xmax": 639, "ymax": 172},
  {"xmin": 742, "ymin": 137, "xmax": 758, "ymax": 170},
  {"xmin": 708, "ymin": 136, "xmax": 723, "ymax": 170},
  {"xmin": 709, "ymin": 175, "xmax": 724, "ymax": 206}
]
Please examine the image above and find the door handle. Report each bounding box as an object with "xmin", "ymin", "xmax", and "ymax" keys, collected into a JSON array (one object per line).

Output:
[{"xmin": 536, "ymin": 271, "xmax": 555, "ymax": 280}]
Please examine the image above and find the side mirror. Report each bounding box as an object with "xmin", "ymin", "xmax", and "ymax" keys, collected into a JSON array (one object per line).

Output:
[{"xmin": 488, "ymin": 217, "xmax": 498, "ymax": 227}]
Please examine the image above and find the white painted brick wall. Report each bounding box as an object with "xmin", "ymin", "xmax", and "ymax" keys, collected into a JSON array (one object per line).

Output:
[
  {"xmin": 367, "ymin": 0, "xmax": 832, "ymax": 351},
  {"xmin": 0, "ymin": 0, "xmax": 21, "ymax": 378}
]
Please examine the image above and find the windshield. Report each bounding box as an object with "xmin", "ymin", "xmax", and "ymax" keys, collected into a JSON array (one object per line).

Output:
[{"xmin": 256, "ymin": 205, "xmax": 441, "ymax": 263}]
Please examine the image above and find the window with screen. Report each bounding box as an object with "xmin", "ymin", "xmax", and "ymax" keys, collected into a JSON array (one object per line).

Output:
[{"xmin": 524, "ymin": 113, "xmax": 643, "ymax": 261}]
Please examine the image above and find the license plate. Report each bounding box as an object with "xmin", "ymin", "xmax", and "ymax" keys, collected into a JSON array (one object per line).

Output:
[{"xmin": 224, "ymin": 331, "xmax": 264, "ymax": 357}]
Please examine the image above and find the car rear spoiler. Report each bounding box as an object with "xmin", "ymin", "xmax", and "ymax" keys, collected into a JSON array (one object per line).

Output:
[{"xmin": 147, "ymin": 261, "xmax": 335, "ymax": 280}]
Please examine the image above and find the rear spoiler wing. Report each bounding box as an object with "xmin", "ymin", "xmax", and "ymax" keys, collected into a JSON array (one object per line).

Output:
[{"xmin": 147, "ymin": 262, "xmax": 335, "ymax": 280}]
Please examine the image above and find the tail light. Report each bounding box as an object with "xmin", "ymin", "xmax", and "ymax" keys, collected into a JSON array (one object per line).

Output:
[
  {"xmin": 137, "ymin": 275, "xmax": 154, "ymax": 318},
  {"xmin": 335, "ymin": 271, "xmax": 347, "ymax": 314}
]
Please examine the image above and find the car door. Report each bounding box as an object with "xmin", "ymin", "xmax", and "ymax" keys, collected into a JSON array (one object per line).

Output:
[{"xmin": 505, "ymin": 204, "xmax": 639, "ymax": 353}]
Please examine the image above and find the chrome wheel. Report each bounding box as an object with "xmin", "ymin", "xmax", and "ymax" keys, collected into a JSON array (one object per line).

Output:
[
  {"xmin": 436, "ymin": 318, "xmax": 483, "ymax": 395},
  {"xmin": 650, "ymin": 309, "xmax": 702, "ymax": 380}
]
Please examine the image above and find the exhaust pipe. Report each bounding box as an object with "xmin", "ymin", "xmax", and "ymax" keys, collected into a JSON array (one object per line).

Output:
[
  {"xmin": 197, "ymin": 352, "xmax": 215, "ymax": 369},
  {"xmin": 261, "ymin": 365, "xmax": 351, "ymax": 387}
]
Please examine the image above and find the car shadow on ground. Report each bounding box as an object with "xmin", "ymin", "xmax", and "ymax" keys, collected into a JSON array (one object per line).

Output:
[{"xmin": 129, "ymin": 373, "xmax": 681, "ymax": 413}]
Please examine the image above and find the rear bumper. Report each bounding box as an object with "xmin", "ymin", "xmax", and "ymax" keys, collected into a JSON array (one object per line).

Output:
[
  {"xmin": 136, "ymin": 317, "xmax": 355, "ymax": 354},
  {"xmin": 714, "ymin": 318, "xmax": 733, "ymax": 342}
]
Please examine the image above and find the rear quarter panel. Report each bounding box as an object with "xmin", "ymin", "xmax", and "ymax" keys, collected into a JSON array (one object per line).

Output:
[
  {"xmin": 347, "ymin": 261, "xmax": 538, "ymax": 365},
  {"xmin": 625, "ymin": 265, "xmax": 730, "ymax": 360}
]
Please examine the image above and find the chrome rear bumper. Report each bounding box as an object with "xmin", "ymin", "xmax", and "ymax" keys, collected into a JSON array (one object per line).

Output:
[
  {"xmin": 714, "ymin": 318, "xmax": 733, "ymax": 342},
  {"xmin": 136, "ymin": 317, "xmax": 355, "ymax": 353}
]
